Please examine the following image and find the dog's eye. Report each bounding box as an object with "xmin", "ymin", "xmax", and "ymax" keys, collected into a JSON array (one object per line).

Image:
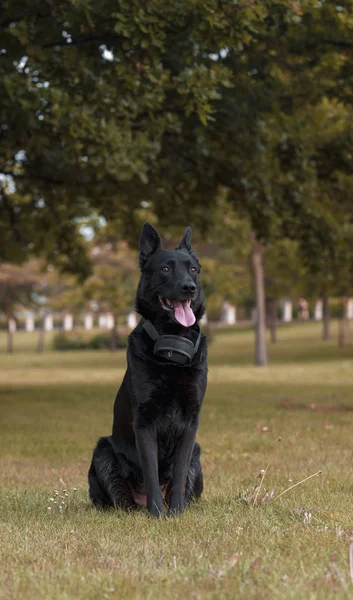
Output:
[
  {"xmin": 190, "ymin": 267, "xmax": 197, "ymax": 273},
  {"xmin": 161, "ymin": 266, "xmax": 170, "ymax": 273}
]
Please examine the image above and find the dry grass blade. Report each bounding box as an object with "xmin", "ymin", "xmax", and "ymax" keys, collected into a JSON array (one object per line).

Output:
[
  {"xmin": 253, "ymin": 436, "xmax": 281, "ymax": 506},
  {"xmin": 270, "ymin": 471, "xmax": 322, "ymax": 504},
  {"xmin": 349, "ymin": 538, "xmax": 353, "ymax": 586},
  {"xmin": 331, "ymin": 562, "xmax": 352, "ymax": 600},
  {"xmin": 2, "ymin": 323, "xmax": 353, "ymax": 600}
]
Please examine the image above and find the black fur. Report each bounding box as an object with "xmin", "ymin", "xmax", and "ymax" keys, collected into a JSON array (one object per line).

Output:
[{"xmin": 88, "ymin": 223, "xmax": 208, "ymax": 516}]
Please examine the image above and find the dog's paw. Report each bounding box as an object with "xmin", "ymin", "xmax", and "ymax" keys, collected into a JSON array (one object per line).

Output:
[
  {"xmin": 168, "ymin": 498, "xmax": 185, "ymax": 516},
  {"xmin": 147, "ymin": 497, "xmax": 164, "ymax": 517}
]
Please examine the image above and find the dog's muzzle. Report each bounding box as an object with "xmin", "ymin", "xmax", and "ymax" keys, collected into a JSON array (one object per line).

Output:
[{"xmin": 142, "ymin": 320, "xmax": 201, "ymax": 366}]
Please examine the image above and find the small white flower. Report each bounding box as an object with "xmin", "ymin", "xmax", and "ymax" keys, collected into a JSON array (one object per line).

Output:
[
  {"xmin": 49, "ymin": 497, "xmax": 54, "ymax": 502},
  {"xmin": 73, "ymin": 487, "xmax": 78, "ymax": 491},
  {"xmin": 47, "ymin": 506, "xmax": 52, "ymax": 511},
  {"xmin": 304, "ymin": 512, "xmax": 312, "ymax": 524}
]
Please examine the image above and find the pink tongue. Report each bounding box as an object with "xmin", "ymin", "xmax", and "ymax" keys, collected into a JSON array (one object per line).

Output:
[{"xmin": 174, "ymin": 302, "xmax": 196, "ymax": 327}]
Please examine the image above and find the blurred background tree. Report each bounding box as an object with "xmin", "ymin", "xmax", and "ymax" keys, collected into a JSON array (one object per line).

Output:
[
  {"xmin": 83, "ymin": 239, "xmax": 138, "ymax": 351},
  {"xmin": 0, "ymin": 262, "xmax": 38, "ymax": 352},
  {"xmin": 2, "ymin": 0, "xmax": 353, "ymax": 363}
]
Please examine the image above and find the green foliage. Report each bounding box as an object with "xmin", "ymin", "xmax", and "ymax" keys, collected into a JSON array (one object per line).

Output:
[
  {"xmin": 0, "ymin": 0, "xmax": 245, "ymax": 271},
  {"xmin": 83, "ymin": 238, "xmax": 138, "ymax": 317},
  {"xmin": 132, "ymin": 2, "xmax": 353, "ymax": 276},
  {"xmin": 89, "ymin": 333, "xmax": 114, "ymax": 350},
  {"xmin": 264, "ymin": 239, "xmax": 305, "ymax": 300},
  {"xmin": 2, "ymin": 0, "xmax": 353, "ymax": 301},
  {"xmin": 43, "ymin": 234, "xmax": 139, "ymax": 319},
  {"xmin": 0, "ymin": 262, "xmax": 39, "ymax": 320},
  {"xmin": 52, "ymin": 331, "xmax": 128, "ymax": 351},
  {"xmin": 52, "ymin": 332, "xmax": 87, "ymax": 351},
  {"xmin": 198, "ymin": 200, "xmax": 252, "ymax": 315}
]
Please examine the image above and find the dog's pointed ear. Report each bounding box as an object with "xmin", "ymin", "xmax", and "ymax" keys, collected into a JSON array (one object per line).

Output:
[
  {"xmin": 139, "ymin": 222, "xmax": 163, "ymax": 269},
  {"xmin": 177, "ymin": 226, "xmax": 196, "ymax": 258}
]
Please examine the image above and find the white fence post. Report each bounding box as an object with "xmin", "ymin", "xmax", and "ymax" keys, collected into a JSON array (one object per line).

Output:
[
  {"xmin": 200, "ymin": 313, "xmax": 208, "ymax": 327},
  {"xmin": 127, "ymin": 312, "xmax": 138, "ymax": 329},
  {"xmin": 314, "ymin": 300, "xmax": 323, "ymax": 321},
  {"xmin": 221, "ymin": 301, "xmax": 236, "ymax": 325},
  {"xmin": 8, "ymin": 318, "xmax": 17, "ymax": 333},
  {"xmin": 106, "ymin": 313, "xmax": 114, "ymax": 329},
  {"xmin": 44, "ymin": 314, "xmax": 53, "ymax": 331},
  {"xmin": 25, "ymin": 312, "xmax": 35, "ymax": 332},
  {"xmin": 84, "ymin": 313, "xmax": 93, "ymax": 330},
  {"xmin": 282, "ymin": 299, "xmax": 292, "ymax": 322},
  {"xmin": 63, "ymin": 313, "xmax": 73, "ymax": 331},
  {"xmin": 346, "ymin": 298, "xmax": 353, "ymax": 320}
]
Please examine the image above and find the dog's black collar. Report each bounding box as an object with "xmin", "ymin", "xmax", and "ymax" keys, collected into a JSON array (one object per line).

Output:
[{"xmin": 142, "ymin": 320, "xmax": 201, "ymax": 366}]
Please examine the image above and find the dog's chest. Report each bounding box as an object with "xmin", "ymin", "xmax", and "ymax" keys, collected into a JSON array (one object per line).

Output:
[{"xmin": 145, "ymin": 369, "xmax": 200, "ymax": 426}]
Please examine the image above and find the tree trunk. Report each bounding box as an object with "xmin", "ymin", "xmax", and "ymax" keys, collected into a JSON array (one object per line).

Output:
[
  {"xmin": 322, "ymin": 295, "xmax": 330, "ymax": 341},
  {"xmin": 251, "ymin": 236, "xmax": 268, "ymax": 366},
  {"xmin": 338, "ymin": 297, "xmax": 351, "ymax": 346},
  {"xmin": 267, "ymin": 298, "xmax": 277, "ymax": 344},
  {"xmin": 110, "ymin": 315, "xmax": 119, "ymax": 352},
  {"xmin": 6, "ymin": 318, "xmax": 14, "ymax": 353},
  {"xmin": 36, "ymin": 317, "xmax": 46, "ymax": 354}
]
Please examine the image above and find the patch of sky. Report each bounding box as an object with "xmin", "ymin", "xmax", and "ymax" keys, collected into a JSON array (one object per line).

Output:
[
  {"xmin": 100, "ymin": 44, "xmax": 115, "ymax": 62},
  {"xmin": 0, "ymin": 174, "xmax": 16, "ymax": 194}
]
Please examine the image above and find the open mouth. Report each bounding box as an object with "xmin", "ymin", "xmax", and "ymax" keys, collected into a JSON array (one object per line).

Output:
[{"xmin": 159, "ymin": 297, "xmax": 196, "ymax": 328}]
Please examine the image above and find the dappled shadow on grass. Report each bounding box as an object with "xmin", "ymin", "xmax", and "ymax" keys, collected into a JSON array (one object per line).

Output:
[
  {"xmin": 208, "ymin": 320, "xmax": 353, "ymax": 367},
  {"xmin": 280, "ymin": 400, "xmax": 353, "ymax": 413},
  {"xmin": 210, "ymin": 343, "xmax": 353, "ymax": 367}
]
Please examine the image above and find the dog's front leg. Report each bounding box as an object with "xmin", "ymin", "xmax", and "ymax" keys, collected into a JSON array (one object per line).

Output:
[
  {"xmin": 169, "ymin": 425, "xmax": 197, "ymax": 515},
  {"xmin": 135, "ymin": 426, "xmax": 163, "ymax": 517}
]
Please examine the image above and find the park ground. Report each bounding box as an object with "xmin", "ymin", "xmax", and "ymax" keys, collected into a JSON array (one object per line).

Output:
[{"xmin": 1, "ymin": 321, "xmax": 353, "ymax": 599}]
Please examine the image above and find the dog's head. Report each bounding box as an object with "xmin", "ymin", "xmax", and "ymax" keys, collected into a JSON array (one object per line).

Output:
[{"xmin": 136, "ymin": 223, "xmax": 205, "ymax": 327}]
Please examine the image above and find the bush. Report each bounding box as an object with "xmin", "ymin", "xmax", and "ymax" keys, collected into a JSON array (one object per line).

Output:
[
  {"xmin": 52, "ymin": 331, "xmax": 128, "ymax": 351},
  {"xmin": 89, "ymin": 333, "xmax": 111, "ymax": 350},
  {"xmin": 53, "ymin": 332, "xmax": 86, "ymax": 351},
  {"xmin": 330, "ymin": 301, "xmax": 343, "ymax": 319}
]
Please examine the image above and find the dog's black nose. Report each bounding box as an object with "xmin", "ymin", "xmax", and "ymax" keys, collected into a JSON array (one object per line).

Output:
[{"xmin": 182, "ymin": 282, "xmax": 196, "ymax": 294}]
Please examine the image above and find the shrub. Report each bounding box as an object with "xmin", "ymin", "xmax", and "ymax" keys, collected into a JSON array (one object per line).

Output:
[
  {"xmin": 52, "ymin": 331, "xmax": 128, "ymax": 351},
  {"xmin": 53, "ymin": 332, "xmax": 86, "ymax": 351},
  {"xmin": 88, "ymin": 333, "xmax": 111, "ymax": 349}
]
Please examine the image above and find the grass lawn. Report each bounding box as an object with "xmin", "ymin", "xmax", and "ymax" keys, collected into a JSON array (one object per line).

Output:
[{"xmin": 1, "ymin": 321, "xmax": 353, "ymax": 599}]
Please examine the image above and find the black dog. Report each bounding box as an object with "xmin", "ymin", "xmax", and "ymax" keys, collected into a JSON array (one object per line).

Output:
[{"xmin": 88, "ymin": 223, "xmax": 208, "ymax": 516}]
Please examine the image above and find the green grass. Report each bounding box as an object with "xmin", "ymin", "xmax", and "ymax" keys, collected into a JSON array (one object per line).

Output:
[{"xmin": 1, "ymin": 322, "xmax": 353, "ymax": 599}]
